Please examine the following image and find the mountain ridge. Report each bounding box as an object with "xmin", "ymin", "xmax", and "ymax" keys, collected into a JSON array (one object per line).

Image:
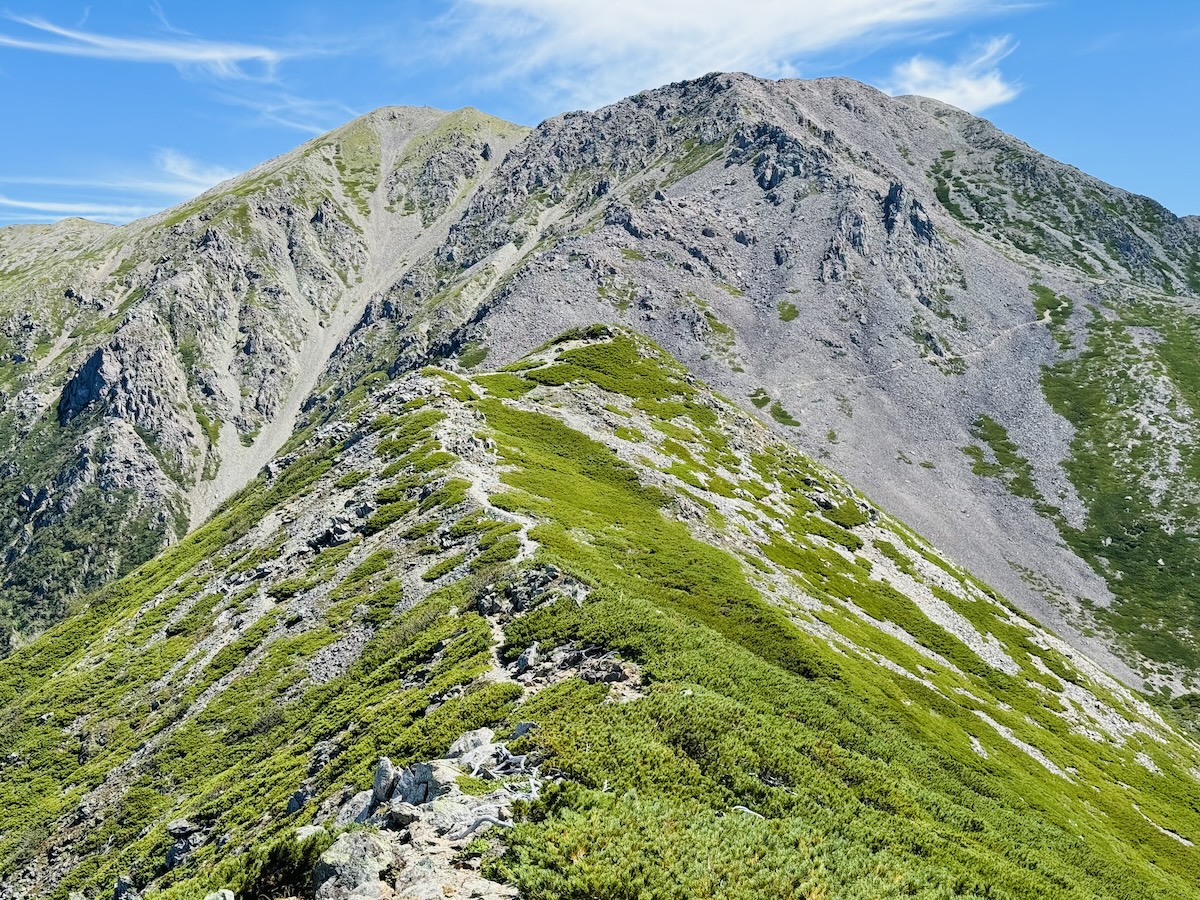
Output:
[
  {"xmin": 1, "ymin": 325, "xmax": 1197, "ymax": 899},
  {"xmin": 2, "ymin": 71, "xmax": 1200, "ymax": 899}
]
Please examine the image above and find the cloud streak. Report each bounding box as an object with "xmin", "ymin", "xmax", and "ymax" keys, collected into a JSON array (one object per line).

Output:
[
  {"xmin": 448, "ymin": 0, "xmax": 1010, "ymax": 109},
  {"xmin": 0, "ymin": 195, "xmax": 160, "ymax": 219},
  {"xmin": 212, "ymin": 90, "xmax": 360, "ymax": 134},
  {"xmin": 154, "ymin": 149, "xmax": 238, "ymax": 190},
  {"xmin": 0, "ymin": 151, "xmax": 236, "ymax": 197},
  {"xmin": 0, "ymin": 150, "xmax": 238, "ymax": 225},
  {"xmin": 0, "ymin": 14, "xmax": 287, "ymax": 78},
  {"xmin": 886, "ymin": 35, "xmax": 1020, "ymax": 112}
]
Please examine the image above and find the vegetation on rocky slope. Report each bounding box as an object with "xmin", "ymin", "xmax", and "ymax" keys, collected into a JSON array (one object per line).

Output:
[
  {"xmin": 0, "ymin": 329, "xmax": 1196, "ymax": 899},
  {"xmin": 0, "ymin": 107, "xmax": 525, "ymax": 649},
  {"xmin": 1039, "ymin": 297, "xmax": 1200, "ymax": 684}
]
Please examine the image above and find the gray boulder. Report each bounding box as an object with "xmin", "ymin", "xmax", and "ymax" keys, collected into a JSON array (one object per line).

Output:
[
  {"xmin": 389, "ymin": 760, "xmax": 458, "ymax": 805},
  {"xmin": 296, "ymin": 824, "xmax": 328, "ymax": 842},
  {"xmin": 165, "ymin": 818, "xmax": 198, "ymax": 837},
  {"xmin": 372, "ymin": 756, "xmax": 398, "ymax": 802},
  {"xmin": 514, "ymin": 643, "xmax": 540, "ymax": 675},
  {"xmin": 447, "ymin": 727, "xmax": 494, "ymax": 758},
  {"xmin": 288, "ymin": 786, "xmax": 312, "ymax": 814},
  {"xmin": 459, "ymin": 742, "xmax": 503, "ymax": 774},
  {"xmin": 164, "ymin": 818, "xmax": 206, "ymax": 871},
  {"xmin": 333, "ymin": 788, "xmax": 374, "ymax": 827},
  {"xmin": 313, "ymin": 831, "xmax": 398, "ymax": 900}
]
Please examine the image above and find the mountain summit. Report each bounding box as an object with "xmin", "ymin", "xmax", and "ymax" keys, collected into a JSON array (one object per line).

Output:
[{"xmin": 0, "ymin": 73, "xmax": 1198, "ymax": 899}]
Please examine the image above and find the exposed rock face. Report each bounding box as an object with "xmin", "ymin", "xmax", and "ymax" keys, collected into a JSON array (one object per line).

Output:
[
  {"xmin": 313, "ymin": 831, "xmax": 399, "ymax": 900},
  {"xmin": 309, "ymin": 739, "xmax": 530, "ymax": 900},
  {"xmin": 0, "ymin": 106, "xmax": 527, "ymax": 644}
]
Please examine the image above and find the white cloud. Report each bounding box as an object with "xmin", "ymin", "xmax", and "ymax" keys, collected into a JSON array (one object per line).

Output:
[
  {"xmin": 0, "ymin": 151, "xmax": 236, "ymax": 198},
  {"xmin": 0, "ymin": 195, "xmax": 159, "ymax": 219},
  {"xmin": 0, "ymin": 14, "xmax": 287, "ymax": 78},
  {"xmin": 886, "ymin": 35, "xmax": 1019, "ymax": 112},
  {"xmin": 0, "ymin": 150, "xmax": 238, "ymax": 226},
  {"xmin": 154, "ymin": 149, "xmax": 237, "ymax": 190},
  {"xmin": 448, "ymin": 0, "xmax": 1009, "ymax": 108},
  {"xmin": 213, "ymin": 90, "xmax": 360, "ymax": 135}
]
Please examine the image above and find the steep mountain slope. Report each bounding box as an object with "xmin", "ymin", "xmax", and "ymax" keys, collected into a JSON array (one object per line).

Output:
[
  {"xmin": 2, "ymin": 73, "xmax": 1200, "ymax": 899},
  {"xmin": 318, "ymin": 74, "xmax": 1200, "ymax": 693},
  {"xmin": 5, "ymin": 74, "xmax": 1200, "ymax": 695},
  {"xmin": 1, "ymin": 329, "xmax": 1197, "ymax": 899},
  {"xmin": 0, "ymin": 106, "xmax": 527, "ymax": 648}
]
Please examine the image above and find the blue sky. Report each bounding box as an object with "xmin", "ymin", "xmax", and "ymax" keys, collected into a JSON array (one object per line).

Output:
[{"xmin": 0, "ymin": 1, "xmax": 1196, "ymax": 226}]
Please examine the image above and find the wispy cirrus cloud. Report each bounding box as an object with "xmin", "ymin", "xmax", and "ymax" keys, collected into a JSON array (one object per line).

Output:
[
  {"xmin": 0, "ymin": 150, "xmax": 239, "ymax": 225},
  {"xmin": 885, "ymin": 35, "xmax": 1020, "ymax": 112},
  {"xmin": 0, "ymin": 195, "xmax": 160, "ymax": 219},
  {"xmin": 154, "ymin": 149, "xmax": 238, "ymax": 190},
  {"xmin": 212, "ymin": 90, "xmax": 361, "ymax": 135},
  {"xmin": 445, "ymin": 0, "xmax": 1013, "ymax": 109},
  {"xmin": 0, "ymin": 13, "xmax": 290, "ymax": 78},
  {"xmin": 0, "ymin": 150, "xmax": 236, "ymax": 197}
]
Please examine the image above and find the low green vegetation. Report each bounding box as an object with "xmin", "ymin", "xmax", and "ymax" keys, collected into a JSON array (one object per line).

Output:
[
  {"xmin": 960, "ymin": 415, "xmax": 1057, "ymax": 516},
  {"xmin": 457, "ymin": 334, "xmax": 1199, "ymax": 899},
  {"xmin": 332, "ymin": 122, "xmax": 381, "ymax": 218},
  {"xmin": 769, "ymin": 400, "xmax": 801, "ymax": 426},
  {"xmin": 1039, "ymin": 301, "xmax": 1200, "ymax": 677},
  {"xmin": 0, "ymin": 328, "xmax": 1196, "ymax": 900},
  {"xmin": 457, "ymin": 341, "xmax": 490, "ymax": 369},
  {"xmin": 1030, "ymin": 283, "xmax": 1074, "ymax": 350}
]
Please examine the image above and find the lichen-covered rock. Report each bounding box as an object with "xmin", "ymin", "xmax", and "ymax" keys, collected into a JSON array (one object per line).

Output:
[
  {"xmin": 313, "ymin": 831, "xmax": 398, "ymax": 900},
  {"xmin": 333, "ymin": 789, "xmax": 374, "ymax": 827}
]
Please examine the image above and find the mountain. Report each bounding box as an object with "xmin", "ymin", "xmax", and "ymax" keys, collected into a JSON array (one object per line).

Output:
[
  {"xmin": 4, "ymin": 75, "xmax": 1200, "ymax": 697},
  {"xmin": 0, "ymin": 106, "xmax": 528, "ymax": 647},
  {"xmin": 0, "ymin": 72, "xmax": 1199, "ymax": 898},
  {"xmin": 1, "ymin": 327, "xmax": 1198, "ymax": 899}
]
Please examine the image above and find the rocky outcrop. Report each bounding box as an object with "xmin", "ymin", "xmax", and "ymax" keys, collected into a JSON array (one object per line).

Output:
[{"xmin": 306, "ymin": 734, "xmax": 529, "ymax": 900}]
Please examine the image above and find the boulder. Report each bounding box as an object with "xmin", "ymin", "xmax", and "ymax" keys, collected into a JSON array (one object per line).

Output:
[
  {"xmin": 166, "ymin": 818, "xmax": 198, "ymax": 837},
  {"xmin": 313, "ymin": 831, "xmax": 398, "ymax": 900},
  {"xmin": 389, "ymin": 760, "xmax": 458, "ymax": 806},
  {"xmin": 164, "ymin": 819, "xmax": 206, "ymax": 871},
  {"xmin": 510, "ymin": 721, "xmax": 537, "ymax": 740},
  {"xmin": 288, "ymin": 787, "xmax": 312, "ymax": 814},
  {"xmin": 447, "ymin": 727, "xmax": 494, "ymax": 758},
  {"xmin": 515, "ymin": 643, "xmax": 540, "ymax": 675},
  {"xmin": 459, "ymin": 742, "xmax": 503, "ymax": 774},
  {"xmin": 373, "ymin": 756, "xmax": 398, "ymax": 803},
  {"xmin": 333, "ymin": 788, "xmax": 374, "ymax": 827},
  {"xmin": 296, "ymin": 824, "xmax": 328, "ymax": 843},
  {"xmin": 387, "ymin": 801, "xmax": 421, "ymax": 828}
]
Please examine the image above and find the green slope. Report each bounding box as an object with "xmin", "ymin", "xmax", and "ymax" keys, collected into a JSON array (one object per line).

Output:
[{"xmin": 0, "ymin": 328, "xmax": 1197, "ymax": 899}]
